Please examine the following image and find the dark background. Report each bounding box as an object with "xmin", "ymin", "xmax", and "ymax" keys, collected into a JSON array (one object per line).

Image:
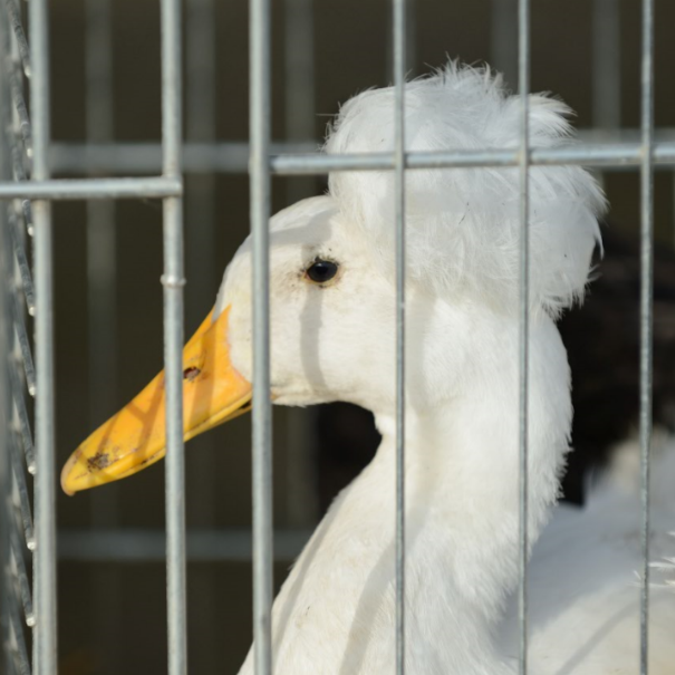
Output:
[{"xmin": 43, "ymin": 1, "xmax": 675, "ymax": 673}]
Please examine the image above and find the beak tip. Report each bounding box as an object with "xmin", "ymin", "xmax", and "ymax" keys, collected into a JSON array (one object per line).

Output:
[{"xmin": 60, "ymin": 452, "xmax": 82, "ymax": 496}]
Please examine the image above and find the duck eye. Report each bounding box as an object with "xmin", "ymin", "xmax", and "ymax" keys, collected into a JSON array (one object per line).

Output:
[{"xmin": 306, "ymin": 259, "xmax": 339, "ymax": 284}]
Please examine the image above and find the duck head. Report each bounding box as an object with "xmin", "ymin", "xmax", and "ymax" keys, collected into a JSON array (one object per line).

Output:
[
  {"xmin": 60, "ymin": 196, "xmax": 409, "ymax": 494},
  {"xmin": 61, "ymin": 63, "xmax": 605, "ymax": 495}
]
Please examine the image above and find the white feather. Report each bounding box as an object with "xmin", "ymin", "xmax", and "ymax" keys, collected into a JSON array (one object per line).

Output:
[{"xmin": 325, "ymin": 62, "xmax": 606, "ymax": 317}]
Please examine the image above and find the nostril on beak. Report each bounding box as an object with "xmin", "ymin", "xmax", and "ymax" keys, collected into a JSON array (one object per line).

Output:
[{"xmin": 183, "ymin": 366, "xmax": 201, "ymax": 382}]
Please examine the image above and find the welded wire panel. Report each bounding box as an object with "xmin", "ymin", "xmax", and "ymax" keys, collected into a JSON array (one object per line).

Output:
[
  {"xmin": 639, "ymin": 1, "xmax": 655, "ymax": 673},
  {"xmin": 517, "ymin": 0, "xmax": 531, "ymax": 672},
  {"xmin": 1, "ymin": 62, "xmax": 27, "ymax": 666},
  {"xmin": 392, "ymin": 0, "xmax": 407, "ymax": 673},
  {"xmin": 250, "ymin": 0, "xmax": 274, "ymax": 672},
  {"xmin": 2, "ymin": 2, "xmax": 41, "ymax": 674}
]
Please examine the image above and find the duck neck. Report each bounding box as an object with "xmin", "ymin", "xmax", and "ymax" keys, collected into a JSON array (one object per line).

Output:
[{"xmin": 372, "ymin": 312, "xmax": 572, "ymax": 633}]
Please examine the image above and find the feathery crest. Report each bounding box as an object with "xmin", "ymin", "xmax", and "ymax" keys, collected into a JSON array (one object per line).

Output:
[{"xmin": 325, "ymin": 62, "xmax": 606, "ymax": 315}]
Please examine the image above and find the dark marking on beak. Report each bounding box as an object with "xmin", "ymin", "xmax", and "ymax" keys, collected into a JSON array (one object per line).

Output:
[{"xmin": 87, "ymin": 451, "xmax": 111, "ymax": 472}]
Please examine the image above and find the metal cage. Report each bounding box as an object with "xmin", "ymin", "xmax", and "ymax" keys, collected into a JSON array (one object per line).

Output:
[{"xmin": 0, "ymin": 0, "xmax": 671, "ymax": 673}]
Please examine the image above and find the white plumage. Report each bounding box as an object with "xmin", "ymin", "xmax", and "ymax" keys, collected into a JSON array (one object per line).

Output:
[
  {"xmin": 211, "ymin": 63, "xmax": 675, "ymax": 674},
  {"xmin": 325, "ymin": 63, "xmax": 606, "ymax": 316}
]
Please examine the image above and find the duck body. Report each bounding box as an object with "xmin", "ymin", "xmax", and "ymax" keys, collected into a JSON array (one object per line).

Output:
[
  {"xmin": 234, "ymin": 285, "xmax": 674, "ymax": 675},
  {"xmin": 505, "ymin": 447, "xmax": 675, "ymax": 675},
  {"xmin": 239, "ymin": 300, "xmax": 570, "ymax": 675}
]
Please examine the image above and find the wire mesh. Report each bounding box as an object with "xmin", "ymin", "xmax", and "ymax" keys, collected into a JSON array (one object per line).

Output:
[
  {"xmin": 0, "ymin": 0, "xmax": 668, "ymax": 673},
  {"xmin": 1, "ymin": 2, "xmax": 36, "ymax": 673},
  {"xmin": 0, "ymin": 0, "xmax": 36, "ymax": 674}
]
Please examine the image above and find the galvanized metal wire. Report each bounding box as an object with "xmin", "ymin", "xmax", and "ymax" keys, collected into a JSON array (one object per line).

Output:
[
  {"xmin": 393, "ymin": 0, "xmax": 407, "ymax": 673},
  {"xmin": 249, "ymin": 0, "xmax": 274, "ymax": 673},
  {"xmin": 0, "ymin": 1, "xmax": 666, "ymax": 673},
  {"xmin": 517, "ymin": 0, "xmax": 531, "ymax": 670},
  {"xmin": 29, "ymin": 0, "xmax": 58, "ymax": 672},
  {"xmin": 639, "ymin": 1, "xmax": 655, "ymax": 673},
  {"xmin": 160, "ymin": 0, "xmax": 187, "ymax": 673},
  {"xmin": 1, "ymin": 3, "xmax": 39, "ymax": 675}
]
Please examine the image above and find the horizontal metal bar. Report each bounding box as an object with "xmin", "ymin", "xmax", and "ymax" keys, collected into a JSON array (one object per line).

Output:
[
  {"xmin": 58, "ymin": 529, "xmax": 313, "ymax": 562},
  {"xmin": 0, "ymin": 176, "xmax": 182, "ymax": 200},
  {"xmin": 271, "ymin": 142, "xmax": 675, "ymax": 175},
  {"xmin": 51, "ymin": 140, "xmax": 317, "ymax": 174},
  {"xmin": 47, "ymin": 131, "xmax": 675, "ymax": 175}
]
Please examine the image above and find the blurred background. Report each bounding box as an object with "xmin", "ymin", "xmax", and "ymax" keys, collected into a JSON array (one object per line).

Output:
[{"xmin": 11, "ymin": 0, "xmax": 675, "ymax": 672}]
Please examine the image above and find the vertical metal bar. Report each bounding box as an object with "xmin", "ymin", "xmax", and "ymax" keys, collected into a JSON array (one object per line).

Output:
[
  {"xmin": 517, "ymin": 0, "xmax": 530, "ymax": 673},
  {"xmin": 386, "ymin": 0, "xmax": 415, "ymax": 80},
  {"xmin": 592, "ymin": 0, "xmax": 621, "ymax": 131},
  {"xmin": 2, "ymin": 8, "xmax": 34, "ymax": 674},
  {"xmin": 639, "ymin": 1, "xmax": 654, "ymax": 673},
  {"xmin": 393, "ymin": 0, "xmax": 406, "ymax": 673},
  {"xmin": 250, "ymin": 0, "xmax": 273, "ymax": 671},
  {"xmin": 29, "ymin": 0, "xmax": 57, "ymax": 672},
  {"xmin": 160, "ymin": 0, "xmax": 187, "ymax": 671}
]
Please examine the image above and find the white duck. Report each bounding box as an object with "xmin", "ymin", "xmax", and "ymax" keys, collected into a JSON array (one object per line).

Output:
[{"xmin": 62, "ymin": 63, "xmax": 675, "ymax": 674}]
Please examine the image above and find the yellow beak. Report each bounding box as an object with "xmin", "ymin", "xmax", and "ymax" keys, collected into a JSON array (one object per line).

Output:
[{"xmin": 60, "ymin": 305, "xmax": 252, "ymax": 495}]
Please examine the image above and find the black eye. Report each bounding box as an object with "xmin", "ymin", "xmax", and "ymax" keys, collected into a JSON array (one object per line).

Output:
[{"xmin": 306, "ymin": 259, "xmax": 339, "ymax": 284}]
